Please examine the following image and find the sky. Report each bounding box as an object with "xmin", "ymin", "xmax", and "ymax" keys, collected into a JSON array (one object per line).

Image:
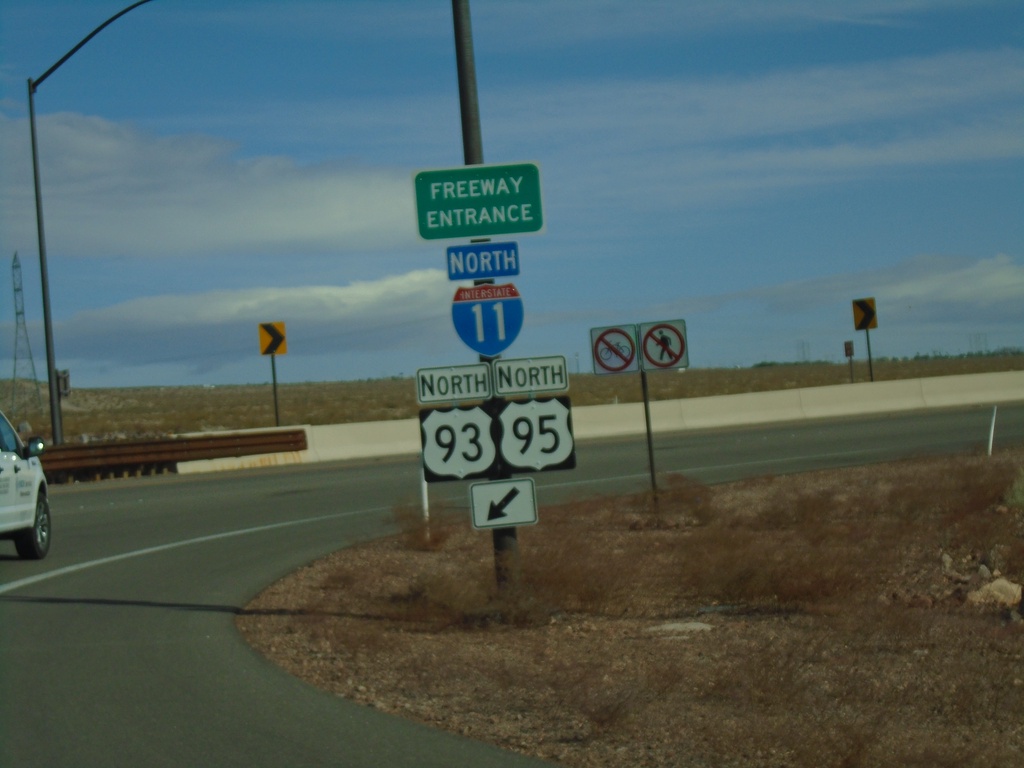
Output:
[{"xmin": 0, "ymin": 0, "xmax": 1022, "ymax": 389}]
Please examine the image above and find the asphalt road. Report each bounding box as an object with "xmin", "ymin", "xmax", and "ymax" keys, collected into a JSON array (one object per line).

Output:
[{"xmin": 2, "ymin": 403, "xmax": 1022, "ymax": 767}]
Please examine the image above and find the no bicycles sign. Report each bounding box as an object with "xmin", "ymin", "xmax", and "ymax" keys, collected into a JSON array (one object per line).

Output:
[{"xmin": 590, "ymin": 325, "xmax": 638, "ymax": 375}]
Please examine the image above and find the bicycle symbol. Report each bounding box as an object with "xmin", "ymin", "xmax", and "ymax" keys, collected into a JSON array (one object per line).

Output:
[
  {"xmin": 599, "ymin": 342, "xmax": 631, "ymax": 362},
  {"xmin": 591, "ymin": 327, "xmax": 637, "ymax": 373}
]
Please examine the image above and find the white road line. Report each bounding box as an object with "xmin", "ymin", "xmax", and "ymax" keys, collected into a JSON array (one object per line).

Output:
[
  {"xmin": 0, "ymin": 506, "xmax": 387, "ymax": 596},
  {"xmin": 0, "ymin": 444, "xmax": 914, "ymax": 595},
  {"xmin": 535, "ymin": 446, "xmax": 885, "ymax": 491}
]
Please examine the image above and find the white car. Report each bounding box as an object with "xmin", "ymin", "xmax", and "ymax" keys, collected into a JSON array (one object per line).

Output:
[{"xmin": 0, "ymin": 411, "xmax": 50, "ymax": 559}]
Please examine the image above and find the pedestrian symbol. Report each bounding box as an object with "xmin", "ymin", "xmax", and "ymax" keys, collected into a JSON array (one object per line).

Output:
[
  {"xmin": 655, "ymin": 330, "xmax": 673, "ymax": 360},
  {"xmin": 639, "ymin": 320, "xmax": 688, "ymax": 370}
]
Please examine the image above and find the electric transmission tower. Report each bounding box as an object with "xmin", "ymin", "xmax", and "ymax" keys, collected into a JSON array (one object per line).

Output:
[{"xmin": 11, "ymin": 253, "xmax": 43, "ymax": 416}]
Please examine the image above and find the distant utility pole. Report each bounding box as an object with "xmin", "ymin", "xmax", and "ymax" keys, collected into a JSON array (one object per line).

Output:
[{"xmin": 10, "ymin": 253, "xmax": 44, "ymax": 417}]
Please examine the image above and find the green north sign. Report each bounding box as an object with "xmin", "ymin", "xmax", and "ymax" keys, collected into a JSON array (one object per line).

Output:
[{"xmin": 414, "ymin": 162, "xmax": 543, "ymax": 240}]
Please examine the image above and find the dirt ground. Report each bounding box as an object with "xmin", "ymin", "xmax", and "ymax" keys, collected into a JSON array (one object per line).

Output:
[{"xmin": 237, "ymin": 449, "xmax": 1024, "ymax": 768}]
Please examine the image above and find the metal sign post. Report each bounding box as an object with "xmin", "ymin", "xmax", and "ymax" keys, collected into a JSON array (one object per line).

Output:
[
  {"xmin": 640, "ymin": 369, "xmax": 658, "ymax": 494},
  {"xmin": 590, "ymin": 320, "xmax": 690, "ymax": 496},
  {"xmin": 259, "ymin": 322, "xmax": 287, "ymax": 427},
  {"xmin": 852, "ymin": 298, "xmax": 878, "ymax": 382},
  {"xmin": 415, "ymin": 2, "xmax": 552, "ymax": 592},
  {"xmin": 450, "ymin": 0, "xmax": 519, "ymax": 589},
  {"xmin": 270, "ymin": 356, "xmax": 280, "ymax": 427}
]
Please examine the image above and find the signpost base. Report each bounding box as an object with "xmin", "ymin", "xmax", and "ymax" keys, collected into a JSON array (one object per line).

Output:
[
  {"xmin": 641, "ymin": 369, "xmax": 658, "ymax": 495},
  {"xmin": 865, "ymin": 329, "xmax": 874, "ymax": 382},
  {"xmin": 492, "ymin": 527, "xmax": 519, "ymax": 589},
  {"xmin": 270, "ymin": 354, "xmax": 280, "ymax": 427}
]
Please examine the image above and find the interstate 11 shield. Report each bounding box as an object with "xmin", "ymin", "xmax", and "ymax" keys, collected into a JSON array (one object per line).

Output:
[{"xmin": 451, "ymin": 283, "xmax": 524, "ymax": 358}]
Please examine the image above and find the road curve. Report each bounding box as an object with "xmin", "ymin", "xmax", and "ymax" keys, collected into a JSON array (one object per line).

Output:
[{"xmin": 2, "ymin": 404, "xmax": 1022, "ymax": 767}]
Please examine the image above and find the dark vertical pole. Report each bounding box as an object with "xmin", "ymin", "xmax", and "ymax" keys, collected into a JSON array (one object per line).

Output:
[
  {"xmin": 271, "ymin": 355, "xmax": 280, "ymax": 426},
  {"xmin": 641, "ymin": 369, "xmax": 658, "ymax": 494},
  {"xmin": 25, "ymin": 1, "xmax": 158, "ymax": 446},
  {"xmin": 452, "ymin": 0, "xmax": 483, "ymax": 167},
  {"xmin": 28, "ymin": 79, "xmax": 63, "ymax": 445},
  {"xmin": 865, "ymin": 329, "xmax": 874, "ymax": 382},
  {"xmin": 451, "ymin": 0, "xmax": 518, "ymax": 589}
]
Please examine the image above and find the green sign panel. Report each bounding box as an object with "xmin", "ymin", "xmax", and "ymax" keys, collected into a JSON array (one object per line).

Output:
[{"xmin": 414, "ymin": 162, "xmax": 543, "ymax": 240}]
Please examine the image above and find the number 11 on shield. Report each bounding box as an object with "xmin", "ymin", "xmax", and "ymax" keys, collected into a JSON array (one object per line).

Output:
[
  {"xmin": 471, "ymin": 302, "xmax": 506, "ymax": 343},
  {"xmin": 451, "ymin": 284, "xmax": 525, "ymax": 357}
]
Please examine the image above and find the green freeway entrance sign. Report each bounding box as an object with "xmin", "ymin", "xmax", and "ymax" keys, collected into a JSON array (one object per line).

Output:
[{"xmin": 414, "ymin": 162, "xmax": 543, "ymax": 240}]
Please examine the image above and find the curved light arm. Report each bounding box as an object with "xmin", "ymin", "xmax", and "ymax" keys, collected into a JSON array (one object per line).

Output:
[
  {"xmin": 28, "ymin": 0, "xmax": 157, "ymax": 445},
  {"xmin": 31, "ymin": 0, "xmax": 158, "ymax": 91}
]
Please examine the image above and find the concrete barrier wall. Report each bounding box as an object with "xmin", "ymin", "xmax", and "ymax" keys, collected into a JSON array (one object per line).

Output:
[
  {"xmin": 178, "ymin": 370, "xmax": 1023, "ymax": 474},
  {"xmin": 919, "ymin": 370, "xmax": 1024, "ymax": 408},
  {"xmin": 797, "ymin": 378, "xmax": 926, "ymax": 420},
  {"xmin": 677, "ymin": 389, "xmax": 805, "ymax": 430},
  {"xmin": 305, "ymin": 419, "xmax": 421, "ymax": 462}
]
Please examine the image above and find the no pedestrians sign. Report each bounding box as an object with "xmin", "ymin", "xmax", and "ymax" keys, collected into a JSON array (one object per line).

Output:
[{"xmin": 639, "ymin": 320, "xmax": 688, "ymax": 370}]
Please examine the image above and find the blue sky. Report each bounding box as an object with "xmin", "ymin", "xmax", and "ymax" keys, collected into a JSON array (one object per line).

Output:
[{"xmin": 1, "ymin": 0, "xmax": 1021, "ymax": 388}]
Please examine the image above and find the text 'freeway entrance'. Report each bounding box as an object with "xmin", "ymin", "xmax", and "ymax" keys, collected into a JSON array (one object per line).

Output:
[{"xmin": 414, "ymin": 162, "xmax": 543, "ymax": 240}]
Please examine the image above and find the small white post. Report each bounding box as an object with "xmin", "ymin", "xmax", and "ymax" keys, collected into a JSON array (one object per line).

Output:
[
  {"xmin": 420, "ymin": 466, "xmax": 430, "ymax": 523},
  {"xmin": 988, "ymin": 405, "xmax": 998, "ymax": 457}
]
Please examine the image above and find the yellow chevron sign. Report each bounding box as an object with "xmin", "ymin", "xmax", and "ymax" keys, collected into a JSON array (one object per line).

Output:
[
  {"xmin": 852, "ymin": 298, "xmax": 877, "ymax": 331},
  {"xmin": 259, "ymin": 322, "xmax": 287, "ymax": 355}
]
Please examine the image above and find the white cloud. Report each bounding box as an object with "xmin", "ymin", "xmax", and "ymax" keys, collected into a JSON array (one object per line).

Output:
[
  {"xmin": 0, "ymin": 112, "xmax": 419, "ymax": 259},
  {"xmin": 66, "ymin": 268, "xmax": 451, "ymax": 329},
  {"xmin": 489, "ymin": 48, "xmax": 1024, "ymax": 175},
  {"xmin": 878, "ymin": 253, "xmax": 1024, "ymax": 308},
  {"xmin": 649, "ymin": 253, "xmax": 1024, "ymax": 324},
  {"xmin": 3, "ymin": 47, "xmax": 1020, "ymax": 263},
  {"xmin": 53, "ymin": 269, "xmax": 454, "ymax": 370},
  {"xmin": 634, "ymin": 252, "xmax": 1024, "ymax": 365},
  {"xmin": 472, "ymin": 52, "xmax": 1024, "ymax": 232},
  {"xmin": 8, "ymin": 253, "xmax": 1019, "ymax": 384}
]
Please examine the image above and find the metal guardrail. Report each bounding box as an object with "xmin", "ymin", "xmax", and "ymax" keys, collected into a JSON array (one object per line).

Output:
[{"xmin": 41, "ymin": 429, "xmax": 308, "ymax": 484}]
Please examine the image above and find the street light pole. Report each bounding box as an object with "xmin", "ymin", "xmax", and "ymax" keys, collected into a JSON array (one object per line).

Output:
[
  {"xmin": 27, "ymin": 0, "xmax": 157, "ymax": 445},
  {"xmin": 26, "ymin": 79, "xmax": 61, "ymax": 444}
]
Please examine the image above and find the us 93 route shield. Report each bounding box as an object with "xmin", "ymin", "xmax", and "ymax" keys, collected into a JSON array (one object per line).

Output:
[
  {"xmin": 420, "ymin": 405, "xmax": 497, "ymax": 482},
  {"xmin": 419, "ymin": 397, "xmax": 576, "ymax": 483}
]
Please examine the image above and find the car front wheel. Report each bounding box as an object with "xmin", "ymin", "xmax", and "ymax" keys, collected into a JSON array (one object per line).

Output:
[{"xmin": 14, "ymin": 495, "xmax": 50, "ymax": 560}]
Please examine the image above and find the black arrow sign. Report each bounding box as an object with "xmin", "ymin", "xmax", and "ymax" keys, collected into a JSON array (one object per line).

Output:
[
  {"xmin": 488, "ymin": 487, "xmax": 521, "ymax": 521},
  {"xmin": 853, "ymin": 299, "xmax": 877, "ymax": 331},
  {"xmin": 260, "ymin": 323, "xmax": 286, "ymax": 355}
]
